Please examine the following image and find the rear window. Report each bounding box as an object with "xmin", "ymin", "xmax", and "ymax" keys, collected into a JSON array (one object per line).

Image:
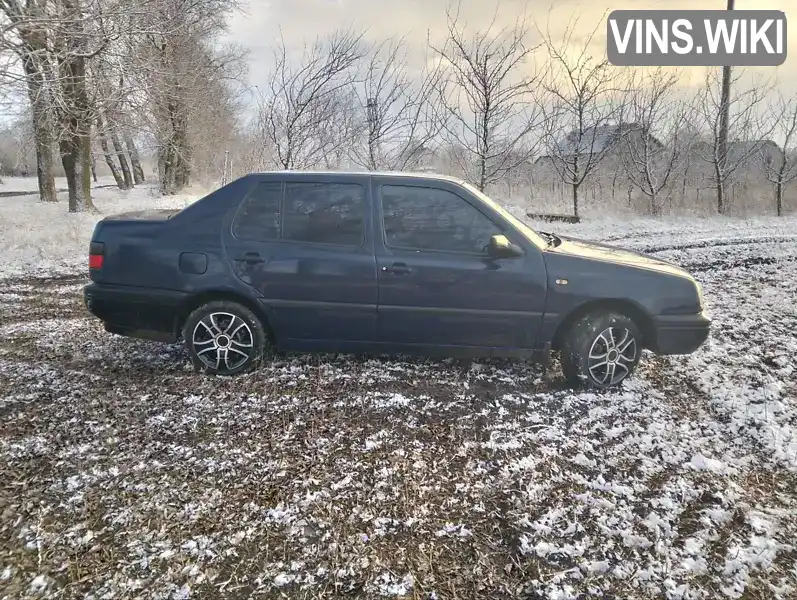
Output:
[
  {"xmin": 232, "ymin": 182, "xmax": 281, "ymax": 241},
  {"xmin": 283, "ymin": 182, "xmax": 365, "ymax": 246}
]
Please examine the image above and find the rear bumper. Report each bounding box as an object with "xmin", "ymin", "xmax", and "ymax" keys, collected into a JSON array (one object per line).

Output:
[
  {"xmin": 83, "ymin": 283, "xmax": 189, "ymax": 342},
  {"xmin": 651, "ymin": 312, "xmax": 711, "ymax": 355}
]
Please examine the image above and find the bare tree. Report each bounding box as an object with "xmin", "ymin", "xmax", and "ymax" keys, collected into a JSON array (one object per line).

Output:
[
  {"xmin": 0, "ymin": 0, "xmax": 59, "ymax": 202},
  {"xmin": 669, "ymin": 115, "xmax": 704, "ymax": 209},
  {"xmin": 126, "ymin": 0, "xmax": 243, "ymax": 193},
  {"xmin": 716, "ymin": 0, "xmax": 735, "ymax": 216},
  {"xmin": 317, "ymin": 87, "xmax": 359, "ymax": 169},
  {"xmin": 694, "ymin": 69, "xmax": 774, "ymax": 214},
  {"xmin": 96, "ymin": 56, "xmax": 146, "ymax": 185},
  {"xmin": 760, "ymin": 92, "xmax": 797, "ymax": 216},
  {"xmin": 52, "ymin": 0, "xmax": 101, "ymax": 212},
  {"xmin": 22, "ymin": 0, "xmax": 135, "ymax": 211},
  {"xmin": 2, "ymin": 0, "xmax": 243, "ymax": 205},
  {"xmin": 350, "ymin": 36, "xmax": 444, "ymax": 171},
  {"xmin": 430, "ymin": 6, "xmax": 543, "ymax": 191},
  {"xmin": 89, "ymin": 57, "xmax": 134, "ymax": 189},
  {"xmin": 116, "ymin": 72, "xmax": 146, "ymax": 186},
  {"xmin": 110, "ymin": 121, "xmax": 133, "ymax": 186},
  {"xmin": 185, "ymin": 46, "xmax": 249, "ymax": 182},
  {"xmin": 96, "ymin": 112, "xmax": 125, "ymax": 188},
  {"xmin": 537, "ymin": 15, "xmax": 625, "ymax": 218},
  {"xmin": 0, "ymin": 114, "xmax": 35, "ymax": 176},
  {"xmin": 123, "ymin": 128, "xmax": 145, "ymax": 184},
  {"xmin": 256, "ymin": 28, "xmax": 365, "ymax": 170},
  {"xmin": 621, "ymin": 69, "xmax": 691, "ymax": 216}
]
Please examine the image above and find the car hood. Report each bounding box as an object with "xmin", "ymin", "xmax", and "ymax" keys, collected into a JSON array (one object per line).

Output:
[{"xmin": 544, "ymin": 235, "xmax": 693, "ymax": 279}]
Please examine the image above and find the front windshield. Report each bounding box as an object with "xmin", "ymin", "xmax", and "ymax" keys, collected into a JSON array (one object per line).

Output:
[{"xmin": 462, "ymin": 183, "xmax": 548, "ymax": 249}]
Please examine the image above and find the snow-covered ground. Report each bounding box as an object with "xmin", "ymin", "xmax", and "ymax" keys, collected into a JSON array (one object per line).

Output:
[{"xmin": 1, "ymin": 181, "xmax": 796, "ymax": 599}]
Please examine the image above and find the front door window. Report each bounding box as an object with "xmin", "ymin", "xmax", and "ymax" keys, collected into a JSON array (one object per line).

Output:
[{"xmin": 381, "ymin": 185, "xmax": 501, "ymax": 254}]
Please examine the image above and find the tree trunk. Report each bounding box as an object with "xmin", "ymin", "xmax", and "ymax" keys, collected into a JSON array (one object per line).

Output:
[
  {"xmin": 124, "ymin": 131, "xmax": 146, "ymax": 184},
  {"xmin": 61, "ymin": 132, "xmax": 94, "ymax": 212},
  {"xmin": 60, "ymin": 137, "xmax": 79, "ymax": 211},
  {"xmin": 572, "ymin": 183, "xmax": 579, "ymax": 218},
  {"xmin": 478, "ymin": 155, "xmax": 487, "ymax": 192},
  {"xmin": 650, "ymin": 191, "xmax": 660, "ymax": 217},
  {"xmin": 59, "ymin": 98, "xmax": 94, "ymax": 213},
  {"xmin": 58, "ymin": 0, "xmax": 95, "ymax": 213},
  {"xmin": 775, "ymin": 181, "xmax": 783, "ymax": 217},
  {"xmin": 80, "ymin": 135, "xmax": 93, "ymax": 207},
  {"xmin": 110, "ymin": 125, "xmax": 133, "ymax": 188},
  {"xmin": 174, "ymin": 115, "xmax": 191, "ymax": 189},
  {"xmin": 22, "ymin": 52, "xmax": 58, "ymax": 203},
  {"xmin": 97, "ymin": 116, "xmax": 125, "ymax": 189},
  {"xmin": 715, "ymin": 178, "xmax": 725, "ymax": 214},
  {"xmin": 717, "ymin": 63, "xmax": 732, "ymax": 215},
  {"xmin": 117, "ymin": 69, "xmax": 146, "ymax": 184},
  {"xmin": 158, "ymin": 145, "xmax": 169, "ymax": 194},
  {"xmin": 90, "ymin": 147, "xmax": 98, "ymax": 182},
  {"xmin": 713, "ymin": 154, "xmax": 727, "ymax": 214},
  {"xmin": 159, "ymin": 97, "xmax": 191, "ymax": 194},
  {"xmin": 159, "ymin": 142, "xmax": 178, "ymax": 195},
  {"xmin": 611, "ymin": 168, "xmax": 619, "ymax": 201},
  {"xmin": 155, "ymin": 34, "xmax": 191, "ymax": 195},
  {"xmin": 571, "ymin": 156, "xmax": 580, "ymax": 217}
]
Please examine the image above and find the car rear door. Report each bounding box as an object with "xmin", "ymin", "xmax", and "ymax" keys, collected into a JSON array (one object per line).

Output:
[
  {"xmin": 372, "ymin": 178, "xmax": 546, "ymax": 350},
  {"xmin": 222, "ymin": 176, "xmax": 378, "ymax": 343}
]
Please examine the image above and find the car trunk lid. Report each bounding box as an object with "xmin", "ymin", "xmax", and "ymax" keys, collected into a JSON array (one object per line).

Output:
[{"xmin": 100, "ymin": 208, "xmax": 181, "ymax": 221}]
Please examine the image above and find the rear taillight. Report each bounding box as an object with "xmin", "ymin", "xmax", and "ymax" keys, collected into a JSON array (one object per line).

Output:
[{"xmin": 89, "ymin": 241, "xmax": 105, "ymax": 270}]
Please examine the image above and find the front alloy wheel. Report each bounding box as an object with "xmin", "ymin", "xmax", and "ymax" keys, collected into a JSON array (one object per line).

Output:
[
  {"xmin": 587, "ymin": 326, "xmax": 638, "ymax": 386},
  {"xmin": 183, "ymin": 301, "xmax": 266, "ymax": 375},
  {"xmin": 560, "ymin": 311, "xmax": 642, "ymax": 389}
]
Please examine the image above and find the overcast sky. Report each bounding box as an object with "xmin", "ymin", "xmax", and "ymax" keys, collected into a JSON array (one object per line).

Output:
[{"xmin": 227, "ymin": 0, "xmax": 796, "ymax": 100}]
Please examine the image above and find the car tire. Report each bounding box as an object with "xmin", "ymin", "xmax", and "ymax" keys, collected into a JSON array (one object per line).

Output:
[
  {"xmin": 560, "ymin": 311, "xmax": 642, "ymax": 389},
  {"xmin": 183, "ymin": 300, "xmax": 267, "ymax": 375}
]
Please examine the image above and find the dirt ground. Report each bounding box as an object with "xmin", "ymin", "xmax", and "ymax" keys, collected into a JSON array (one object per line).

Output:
[{"xmin": 1, "ymin": 224, "xmax": 796, "ymax": 599}]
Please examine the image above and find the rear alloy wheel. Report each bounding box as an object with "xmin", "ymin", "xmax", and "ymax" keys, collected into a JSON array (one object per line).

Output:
[
  {"xmin": 183, "ymin": 301, "xmax": 267, "ymax": 375},
  {"xmin": 560, "ymin": 311, "xmax": 641, "ymax": 389}
]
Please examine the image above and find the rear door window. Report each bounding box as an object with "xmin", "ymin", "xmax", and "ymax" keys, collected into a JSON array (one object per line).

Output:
[
  {"xmin": 283, "ymin": 182, "xmax": 365, "ymax": 246},
  {"xmin": 232, "ymin": 182, "xmax": 281, "ymax": 241}
]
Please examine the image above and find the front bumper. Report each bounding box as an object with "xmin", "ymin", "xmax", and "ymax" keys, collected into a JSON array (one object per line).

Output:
[{"xmin": 651, "ymin": 311, "xmax": 711, "ymax": 355}]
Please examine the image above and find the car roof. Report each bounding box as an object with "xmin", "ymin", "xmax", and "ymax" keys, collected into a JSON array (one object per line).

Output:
[{"xmin": 250, "ymin": 170, "xmax": 468, "ymax": 185}]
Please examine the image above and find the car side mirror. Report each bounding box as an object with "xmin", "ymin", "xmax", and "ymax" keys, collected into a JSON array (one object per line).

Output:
[{"xmin": 487, "ymin": 234, "xmax": 523, "ymax": 258}]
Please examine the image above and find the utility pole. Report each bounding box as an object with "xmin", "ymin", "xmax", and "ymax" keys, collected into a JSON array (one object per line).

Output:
[{"xmin": 716, "ymin": 0, "xmax": 734, "ymax": 213}]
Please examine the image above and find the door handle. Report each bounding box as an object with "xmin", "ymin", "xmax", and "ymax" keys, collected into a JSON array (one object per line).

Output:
[
  {"xmin": 382, "ymin": 262, "xmax": 411, "ymax": 274},
  {"xmin": 238, "ymin": 252, "xmax": 265, "ymax": 264}
]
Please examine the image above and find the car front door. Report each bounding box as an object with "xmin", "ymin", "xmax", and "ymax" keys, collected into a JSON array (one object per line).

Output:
[
  {"xmin": 223, "ymin": 178, "xmax": 378, "ymax": 343},
  {"xmin": 373, "ymin": 180, "xmax": 547, "ymax": 350}
]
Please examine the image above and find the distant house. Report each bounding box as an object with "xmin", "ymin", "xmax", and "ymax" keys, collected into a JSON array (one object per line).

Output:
[
  {"xmin": 535, "ymin": 123, "xmax": 666, "ymax": 165},
  {"xmin": 688, "ymin": 139, "xmax": 781, "ymax": 171},
  {"xmin": 395, "ymin": 144, "xmax": 440, "ymax": 172},
  {"xmin": 729, "ymin": 140, "xmax": 780, "ymax": 167}
]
